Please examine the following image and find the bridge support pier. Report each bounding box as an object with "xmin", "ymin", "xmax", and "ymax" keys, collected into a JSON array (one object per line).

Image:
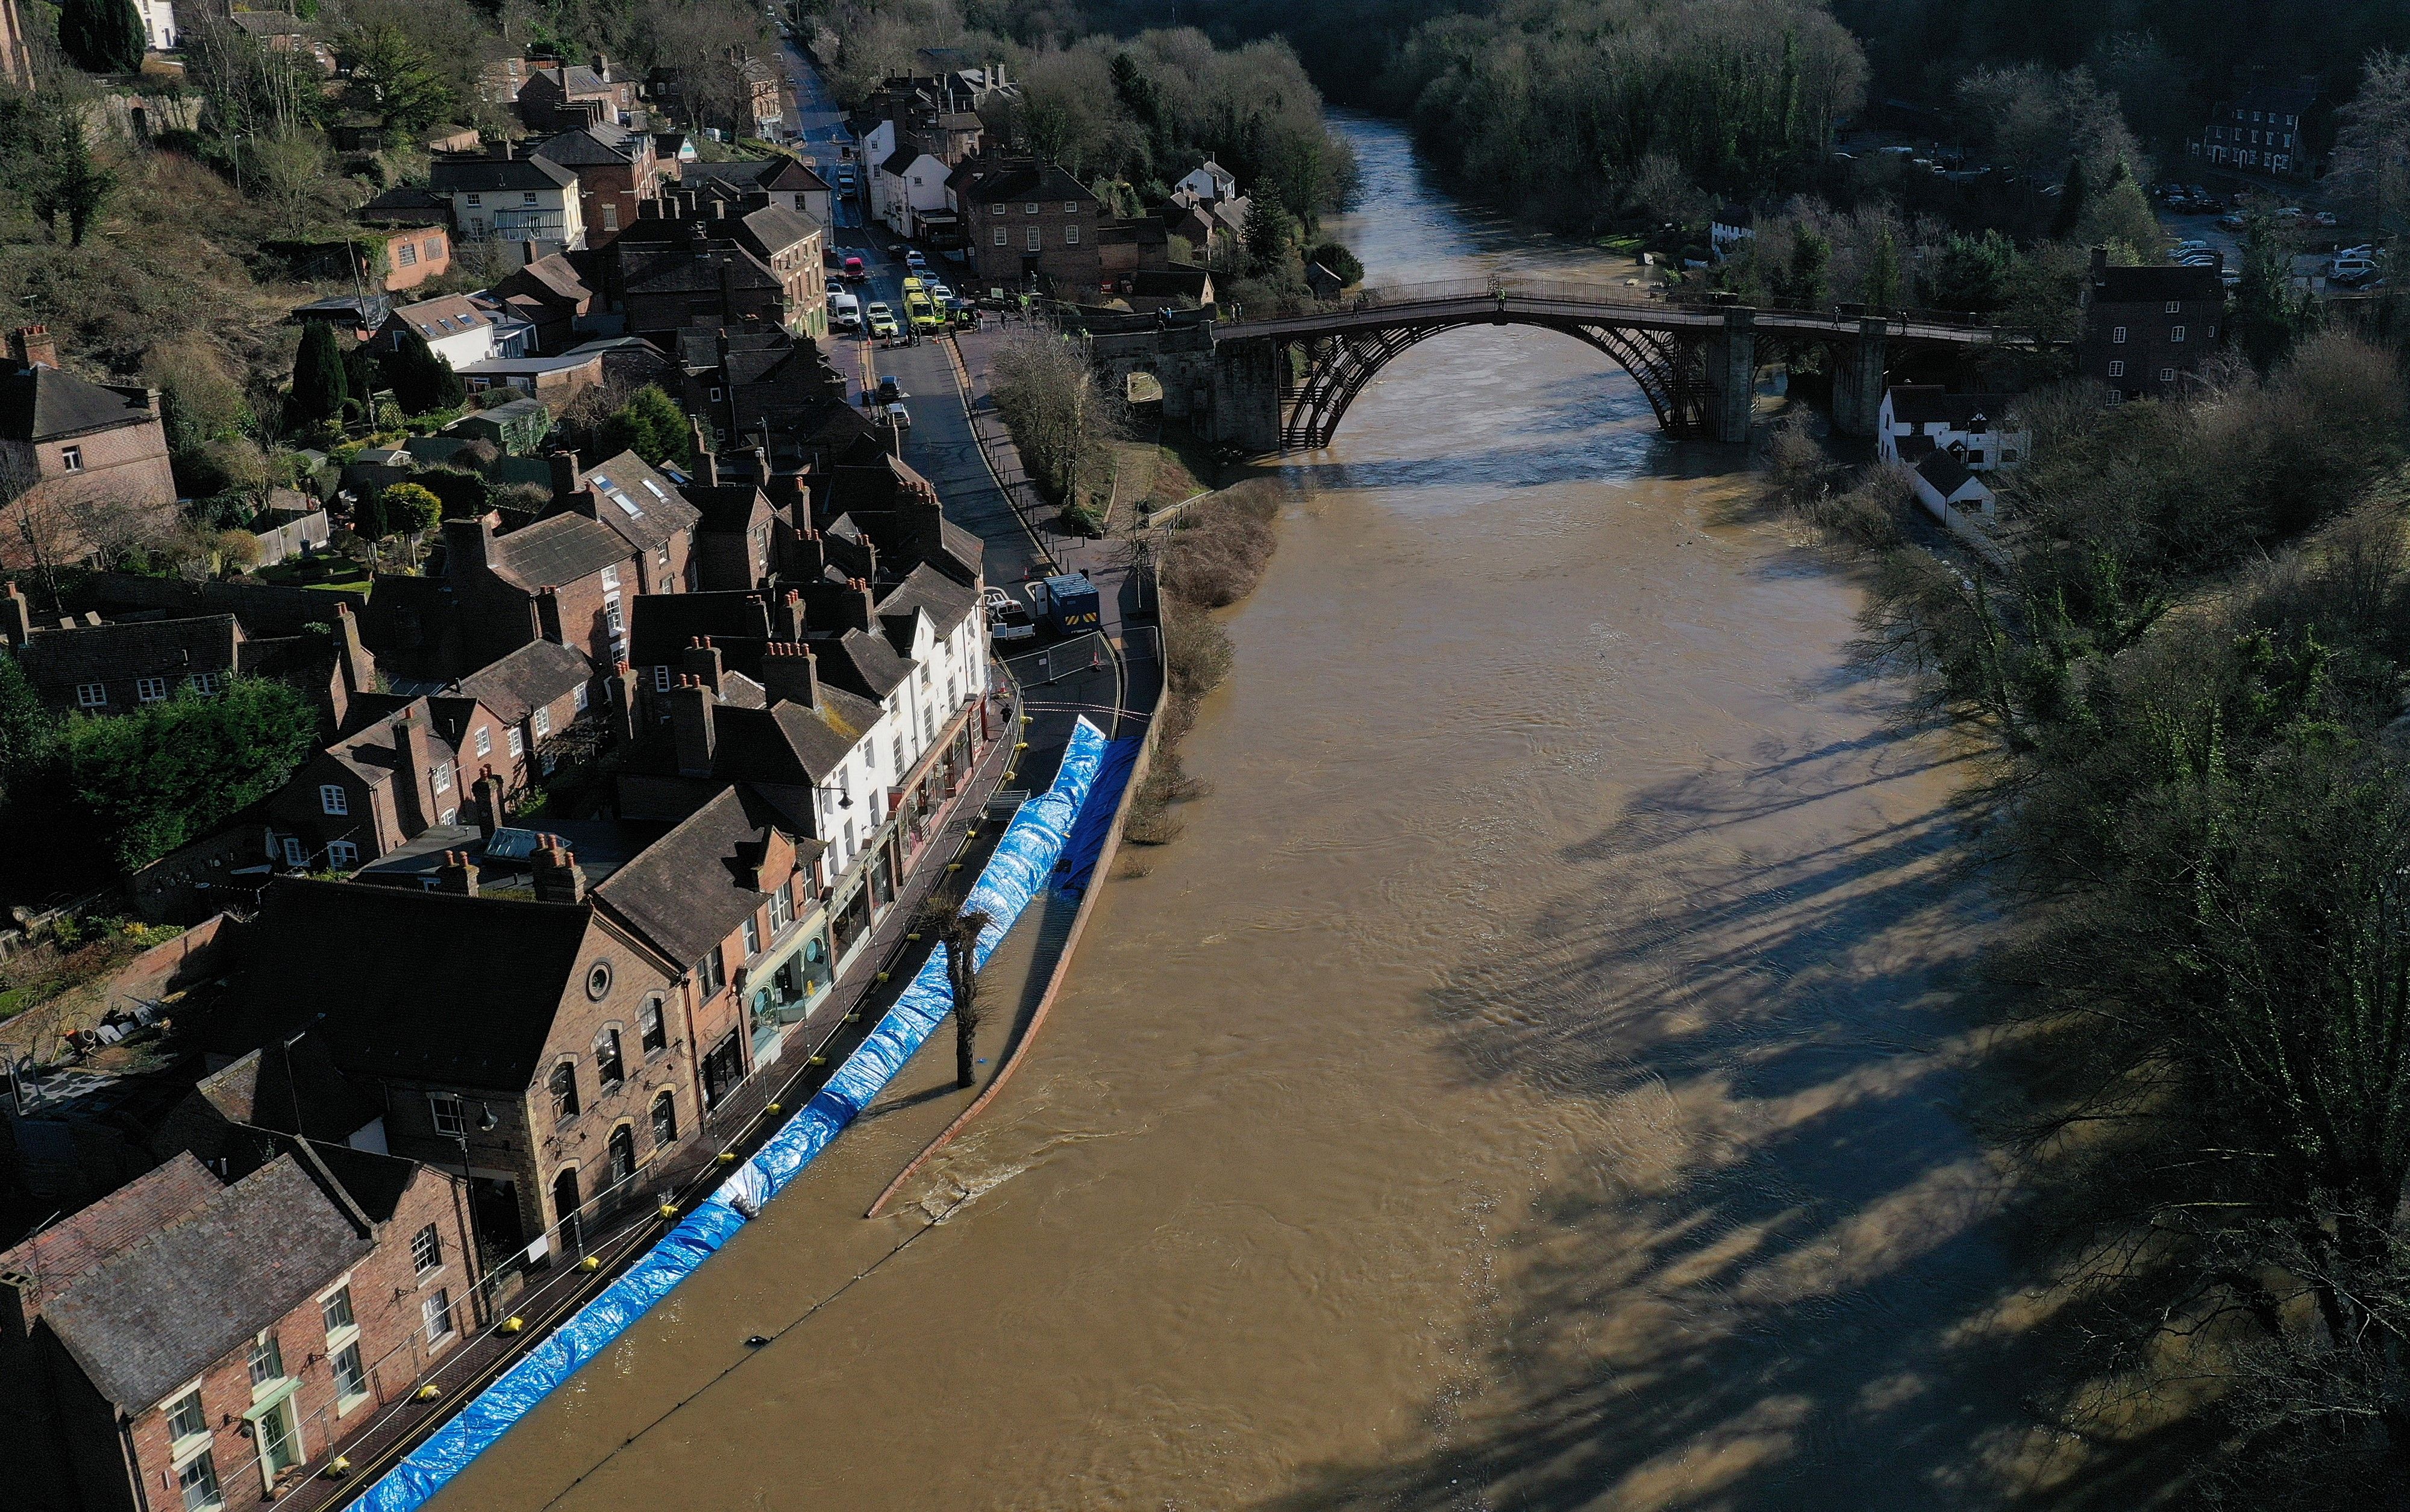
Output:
[
  {"xmin": 1704, "ymin": 308, "xmax": 1757, "ymax": 443},
  {"xmin": 1831, "ymin": 318, "xmax": 1888, "ymax": 439},
  {"xmin": 1211, "ymin": 336, "xmax": 1285, "ymax": 454}
]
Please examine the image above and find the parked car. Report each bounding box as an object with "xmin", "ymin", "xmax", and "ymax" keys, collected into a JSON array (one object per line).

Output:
[
  {"xmin": 2314, "ymin": 210, "xmax": 2340, "ymax": 227},
  {"xmin": 983, "ymin": 585, "xmax": 1033, "ymax": 626},
  {"xmin": 905, "ymin": 250, "xmax": 929, "ymax": 273},
  {"xmin": 2171, "ymin": 239, "xmax": 2209, "ymax": 255},
  {"xmin": 828, "ymin": 289, "xmax": 862, "ymax": 331},
  {"xmin": 842, "ymin": 254, "xmax": 867, "ymax": 280},
  {"xmin": 884, "ymin": 401, "xmax": 912, "ymax": 433},
  {"xmin": 900, "ymin": 275, "xmax": 926, "ymax": 296},
  {"xmin": 866, "ymin": 302, "xmax": 900, "ymax": 338},
  {"xmin": 906, "ymin": 293, "xmax": 943, "ymax": 333}
]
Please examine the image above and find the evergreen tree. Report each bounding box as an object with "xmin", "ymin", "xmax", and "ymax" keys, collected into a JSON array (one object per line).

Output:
[
  {"xmin": 58, "ymin": 0, "xmax": 146, "ymax": 75},
  {"xmin": 1244, "ymin": 200, "xmax": 1298, "ymax": 276},
  {"xmin": 287, "ymin": 322, "xmax": 351, "ymax": 430},
  {"xmin": 0, "ymin": 654, "xmax": 58, "ymax": 808},
  {"xmin": 383, "ymin": 326, "xmax": 463, "ymax": 414},
  {"xmin": 342, "ymin": 344, "xmax": 381, "ymax": 420},
  {"xmin": 1779, "ymin": 223, "xmax": 1830, "ymax": 309},
  {"xmin": 1864, "ymin": 223, "xmax": 1901, "ymax": 310},
  {"xmin": 2049, "ymin": 156, "xmax": 2089, "ymax": 240},
  {"xmin": 600, "ymin": 386, "xmax": 692, "ymax": 467}
]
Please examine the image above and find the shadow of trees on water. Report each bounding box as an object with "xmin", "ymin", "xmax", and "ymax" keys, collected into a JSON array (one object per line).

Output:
[{"xmin": 1257, "ymin": 720, "xmax": 2200, "ymax": 1511}]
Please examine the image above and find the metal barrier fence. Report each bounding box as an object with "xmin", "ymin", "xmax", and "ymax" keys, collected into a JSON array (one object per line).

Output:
[{"xmin": 287, "ymin": 679, "xmax": 1033, "ymax": 1512}]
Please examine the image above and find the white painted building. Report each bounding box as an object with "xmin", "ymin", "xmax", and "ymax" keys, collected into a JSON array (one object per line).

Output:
[
  {"xmin": 1174, "ymin": 159, "xmax": 1239, "ymax": 205},
  {"xmin": 1877, "ymin": 386, "xmax": 2029, "ymax": 472},
  {"xmin": 134, "ymin": 0, "xmax": 175, "ymax": 52}
]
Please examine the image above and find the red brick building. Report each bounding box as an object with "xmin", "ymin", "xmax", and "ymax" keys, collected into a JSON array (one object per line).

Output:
[
  {"xmin": 0, "ymin": 326, "xmax": 178, "ymax": 571},
  {"xmin": 2076, "ymin": 248, "xmax": 2226, "ymax": 404},
  {"xmin": 234, "ymin": 873, "xmax": 708, "ymax": 1257},
  {"xmin": 0, "ymin": 1145, "xmax": 472, "ymax": 1512},
  {"xmin": 531, "ymin": 123, "xmax": 671, "ymax": 245},
  {"xmin": 948, "ymin": 154, "xmax": 1103, "ymax": 298},
  {"xmin": 443, "ymin": 502, "xmax": 643, "ymax": 670}
]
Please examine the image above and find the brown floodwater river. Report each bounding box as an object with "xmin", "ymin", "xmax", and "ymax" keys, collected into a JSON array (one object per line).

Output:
[{"xmin": 435, "ymin": 113, "xmax": 2069, "ymax": 1511}]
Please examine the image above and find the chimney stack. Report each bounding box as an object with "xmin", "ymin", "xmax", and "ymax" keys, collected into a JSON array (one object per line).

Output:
[
  {"xmin": 471, "ymin": 766, "xmax": 505, "ymax": 837},
  {"xmin": 609, "ymin": 660, "xmax": 640, "ymax": 746},
  {"xmin": 696, "ymin": 422, "xmax": 719, "ymax": 488},
  {"xmin": 392, "ymin": 708, "xmax": 439, "ymax": 834},
  {"xmin": 772, "ymin": 587, "xmax": 803, "ymax": 641},
  {"xmin": 670, "ymin": 674, "xmax": 717, "ymax": 776},
  {"xmin": 443, "ymin": 513, "xmax": 497, "ymax": 574},
  {"xmin": 681, "ymin": 636, "xmax": 725, "ymax": 697},
  {"xmin": 332, "ymin": 602, "xmax": 377, "ymax": 701},
  {"xmin": 757, "ymin": 639, "xmax": 820, "ymax": 710},
  {"xmin": 436, "ymin": 850, "xmax": 481, "ymax": 896},
  {"xmin": 0, "ymin": 580, "xmax": 31, "ymax": 648},
  {"xmin": 550, "ymin": 449, "xmax": 583, "ymax": 502},
  {"xmin": 848, "ymin": 576, "xmax": 877, "ymax": 634},
  {"xmin": 8, "ymin": 325, "xmax": 57, "ymax": 370},
  {"xmin": 521, "ymin": 239, "xmax": 542, "ymax": 269},
  {"xmin": 531, "ymin": 837, "xmax": 587, "ymax": 904}
]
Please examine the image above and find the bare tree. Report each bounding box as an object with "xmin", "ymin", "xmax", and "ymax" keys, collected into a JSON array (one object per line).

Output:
[{"xmin": 919, "ymin": 887, "xmax": 992, "ymax": 1089}]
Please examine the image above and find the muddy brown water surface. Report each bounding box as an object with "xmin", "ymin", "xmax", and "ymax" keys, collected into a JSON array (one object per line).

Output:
[{"xmin": 433, "ymin": 114, "xmax": 2079, "ymax": 1511}]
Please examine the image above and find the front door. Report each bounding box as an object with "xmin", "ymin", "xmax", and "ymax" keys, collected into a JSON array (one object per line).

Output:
[{"xmin": 255, "ymin": 1395, "xmax": 300, "ymax": 1490}]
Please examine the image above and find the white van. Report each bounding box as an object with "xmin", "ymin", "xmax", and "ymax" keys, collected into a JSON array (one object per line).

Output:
[{"xmin": 828, "ymin": 289, "xmax": 862, "ymax": 331}]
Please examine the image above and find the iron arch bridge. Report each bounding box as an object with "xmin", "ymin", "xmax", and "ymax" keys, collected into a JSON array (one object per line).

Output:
[{"xmin": 1213, "ymin": 277, "xmax": 2047, "ymax": 452}]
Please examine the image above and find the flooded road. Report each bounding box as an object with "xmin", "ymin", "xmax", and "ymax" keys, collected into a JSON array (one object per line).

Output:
[{"xmin": 437, "ymin": 114, "xmax": 2053, "ymax": 1511}]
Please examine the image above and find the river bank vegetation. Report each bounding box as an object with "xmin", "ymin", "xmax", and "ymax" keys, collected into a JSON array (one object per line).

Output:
[{"xmin": 1763, "ymin": 323, "xmax": 2410, "ymax": 1499}]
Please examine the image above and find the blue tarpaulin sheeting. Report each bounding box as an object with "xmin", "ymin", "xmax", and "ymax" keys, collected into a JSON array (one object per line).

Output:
[
  {"xmin": 1053, "ymin": 736, "xmax": 1144, "ymax": 898},
  {"xmin": 352, "ymin": 719, "xmax": 1110, "ymax": 1512}
]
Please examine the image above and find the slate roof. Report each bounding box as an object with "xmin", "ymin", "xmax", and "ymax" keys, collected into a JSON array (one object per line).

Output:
[
  {"xmin": 0, "ymin": 364, "xmax": 156, "ymax": 445},
  {"xmin": 879, "ymin": 560, "xmax": 978, "ymax": 636},
  {"xmin": 686, "ymin": 483, "xmax": 771, "ymax": 534},
  {"xmin": 812, "ymin": 626, "xmax": 911, "ymax": 701},
  {"xmin": 193, "ymin": 1036, "xmax": 384, "ymax": 1145},
  {"xmin": 2091, "ymin": 263, "xmax": 2224, "ymax": 305},
  {"xmin": 486, "ymin": 511, "xmax": 632, "ymax": 590},
  {"xmin": 951, "ymin": 156, "xmax": 1095, "ymax": 208},
  {"xmin": 502, "ymin": 252, "xmax": 595, "ymax": 307},
  {"xmin": 430, "ymin": 153, "xmax": 579, "ymax": 194},
  {"xmin": 595, "ymin": 786, "xmax": 819, "ymax": 969},
  {"xmin": 240, "ymin": 878, "xmax": 597, "ymax": 1090},
  {"xmin": 0, "ymin": 1154, "xmax": 220, "ymax": 1310},
  {"xmin": 731, "ymin": 203, "xmax": 819, "ymax": 260},
  {"xmin": 710, "ymin": 690, "xmax": 881, "ymax": 786},
  {"xmin": 619, "ymin": 245, "xmax": 781, "ymax": 298},
  {"xmin": 1916, "ymin": 451, "xmax": 1981, "ymax": 497},
  {"xmin": 14, "ymin": 614, "xmax": 239, "ymax": 684},
  {"xmin": 680, "ymin": 157, "xmax": 828, "ymax": 194},
  {"xmin": 627, "ymin": 590, "xmax": 771, "ymax": 669},
  {"xmin": 1885, "ymin": 386, "xmax": 2003, "ymax": 428},
  {"xmin": 357, "ymin": 186, "xmax": 452, "ymax": 228},
  {"xmin": 575, "ymin": 450, "xmax": 700, "ymax": 554},
  {"xmin": 531, "ymin": 125, "xmax": 641, "ymax": 167},
  {"xmin": 42, "ymin": 1155, "xmax": 370, "ymax": 1412},
  {"xmin": 455, "ymin": 639, "xmax": 595, "ymax": 724}
]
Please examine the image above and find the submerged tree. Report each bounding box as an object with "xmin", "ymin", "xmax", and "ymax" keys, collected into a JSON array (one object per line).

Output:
[{"xmin": 921, "ymin": 888, "xmax": 993, "ymax": 1089}]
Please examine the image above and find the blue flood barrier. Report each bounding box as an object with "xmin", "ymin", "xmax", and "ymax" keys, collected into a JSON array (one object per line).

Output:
[
  {"xmin": 353, "ymin": 718, "xmax": 1110, "ymax": 1512},
  {"xmin": 1054, "ymin": 736, "xmax": 1144, "ymax": 898}
]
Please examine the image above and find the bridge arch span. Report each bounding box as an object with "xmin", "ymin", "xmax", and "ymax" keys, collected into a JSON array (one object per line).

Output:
[{"xmin": 1279, "ymin": 317, "xmax": 1708, "ymax": 451}]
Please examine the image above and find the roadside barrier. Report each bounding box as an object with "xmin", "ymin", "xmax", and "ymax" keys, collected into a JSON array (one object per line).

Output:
[{"xmin": 349, "ymin": 719, "xmax": 1112, "ymax": 1512}]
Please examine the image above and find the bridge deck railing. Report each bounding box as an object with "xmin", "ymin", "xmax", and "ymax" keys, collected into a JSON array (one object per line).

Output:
[{"xmin": 1216, "ymin": 280, "xmax": 2050, "ymax": 345}]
